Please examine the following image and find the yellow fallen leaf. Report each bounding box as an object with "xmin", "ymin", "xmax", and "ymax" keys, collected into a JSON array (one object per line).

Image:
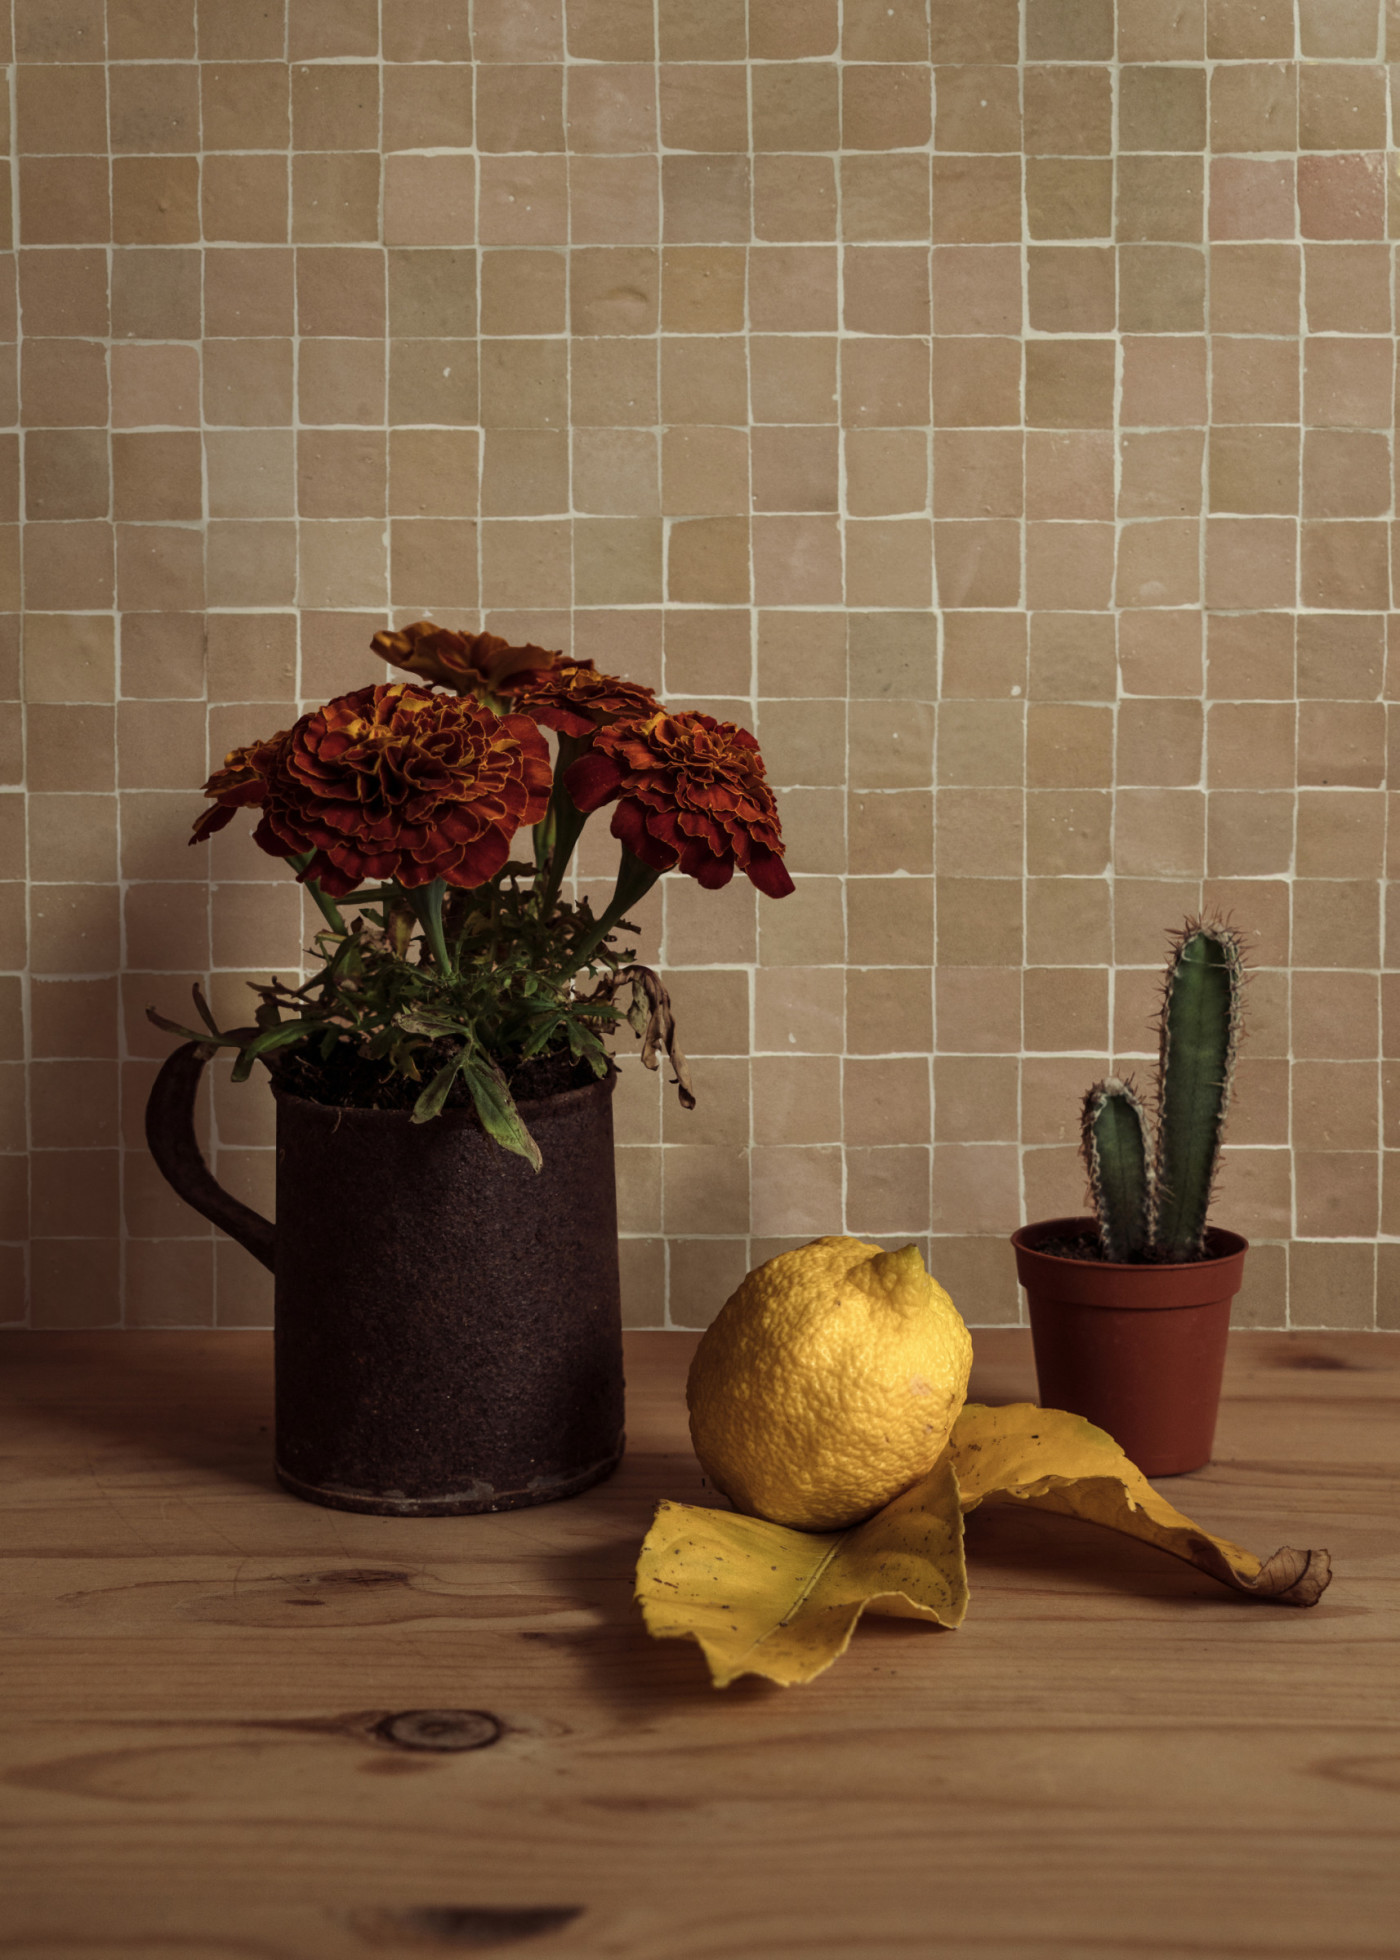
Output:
[
  {"xmin": 636, "ymin": 1403, "xmax": 1332, "ymax": 1687},
  {"xmin": 636, "ymin": 1455, "xmax": 967, "ymax": 1688},
  {"xmin": 947, "ymin": 1402, "xmax": 1332, "ymax": 1607}
]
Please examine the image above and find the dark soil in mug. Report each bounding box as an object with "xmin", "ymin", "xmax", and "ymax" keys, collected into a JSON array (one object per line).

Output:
[{"xmin": 271, "ymin": 1042, "xmax": 596, "ymax": 1113}]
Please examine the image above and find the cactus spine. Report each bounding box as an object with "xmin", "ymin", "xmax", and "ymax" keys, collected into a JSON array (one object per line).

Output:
[
  {"xmin": 1081, "ymin": 1077, "xmax": 1152, "ymax": 1261},
  {"xmin": 1080, "ymin": 916, "xmax": 1246, "ymax": 1262}
]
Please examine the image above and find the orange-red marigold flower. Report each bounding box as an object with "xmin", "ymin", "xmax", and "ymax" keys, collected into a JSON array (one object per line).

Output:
[
  {"xmin": 564, "ymin": 711, "xmax": 795, "ymax": 898},
  {"xmin": 372, "ymin": 619, "xmax": 560, "ymax": 696},
  {"xmin": 504, "ymin": 658, "xmax": 660, "ymax": 739},
  {"xmin": 190, "ymin": 729, "xmax": 291, "ymax": 845},
  {"xmin": 192, "ymin": 684, "xmax": 551, "ymax": 897}
]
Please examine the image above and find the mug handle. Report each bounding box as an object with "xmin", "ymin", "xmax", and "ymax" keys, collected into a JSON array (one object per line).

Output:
[{"xmin": 145, "ymin": 1042, "xmax": 276, "ymax": 1273}]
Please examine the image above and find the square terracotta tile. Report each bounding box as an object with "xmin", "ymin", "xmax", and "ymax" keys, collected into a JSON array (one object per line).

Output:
[
  {"xmin": 1209, "ymin": 159, "xmax": 1296, "ymax": 241},
  {"xmin": 662, "ymin": 156, "xmax": 751, "ymax": 245},
  {"xmin": 1210, "ymin": 242, "xmax": 1300, "ymax": 334},
  {"xmin": 110, "ymin": 63, "xmax": 200, "ymax": 155},
  {"xmin": 17, "ymin": 63, "xmax": 108, "ymax": 156},
  {"xmin": 1212, "ymin": 338, "xmax": 1300, "ymax": 424},
  {"xmin": 1117, "ymin": 155, "xmax": 1204, "ymax": 243},
  {"xmin": 931, "ymin": 336, "xmax": 1021, "ymax": 427},
  {"xmin": 204, "ymin": 248, "xmax": 294, "ymax": 341},
  {"xmin": 382, "ymin": 0, "xmax": 472, "ymax": 62},
  {"xmin": 383, "ymin": 155, "xmax": 475, "ymax": 249},
  {"xmin": 383, "ymin": 62, "xmax": 473, "ymax": 151},
  {"xmin": 842, "ymin": 154, "xmax": 931, "ymax": 243},
  {"xmin": 1305, "ymin": 243, "xmax": 1390, "ymax": 333},
  {"xmin": 19, "ymin": 249, "xmax": 109, "ymax": 338},
  {"xmin": 1025, "ymin": 340, "xmax": 1115, "ymax": 428},
  {"xmin": 933, "ymin": 65, "xmax": 1020, "ymax": 153},
  {"xmin": 1303, "ymin": 336, "xmax": 1392, "ymax": 427},
  {"xmin": 1209, "ymin": 425, "xmax": 1301, "ymax": 514},
  {"xmin": 665, "ymin": 245, "xmax": 749, "ymax": 334},
  {"xmin": 1026, "ymin": 431, "xmax": 1113, "ymax": 520},
  {"xmin": 1119, "ymin": 429, "xmax": 1205, "ymax": 519},
  {"xmin": 846, "ymin": 429, "xmax": 928, "ymax": 516},
  {"xmin": 1300, "ymin": 0, "xmax": 1380, "ymax": 57},
  {"xmin": 843, "ymin": 64, "xmax": 931, "ymax": 151},
  {"xmin": 1030, "ymin": 611, "xmax": 1116, "ymax": 698},
  {"xmin": 1027, "ymin": 246, "xmax": 1115, "ymax": 333},
  {"xmin": 1023, "ymin": 64, "xmax": 1111, "ymax": 156},
  {"xmin": 1298, "ymin": 152, "xmax": 1386, "ymax": 239},
  {"xmin": 1210, "ymin": 62, "xmax": 1297, "ymax": 153},
  {"xmin": 20, "ymin": 156, "xmax": 111, "ymax": 245},
  {"xmin": 1026, "ymin": 158, "xmax": 1113, "ymax": 239},
  {"xmin": 1207, "ymin": 0, "xmax": 1295, "ymax": 59},
  {"xmin": 930, "ymin": 245, "xmax": 1022, "ymax": 333},
  {"xmin": 109, "ymin": 1, "xmax": 196, "ymax": 61},
  {"xmin": 649, "ymin": 0, "xmax": 733, "ymax": 59}
]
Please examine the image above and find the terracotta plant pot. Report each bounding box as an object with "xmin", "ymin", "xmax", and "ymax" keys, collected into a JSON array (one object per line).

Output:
[
  {"xmin": 1010, "ymin": 1215, "xmax": 1249, "ymax": 1477},
  {"xmin": 146, "ymin": 1042, "xmax": 625, "ymax": 1515}
]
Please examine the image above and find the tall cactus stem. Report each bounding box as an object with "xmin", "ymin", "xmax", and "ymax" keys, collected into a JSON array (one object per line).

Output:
[
  {"xmin": 1152, "ymin": 916, "xmax": 1246, "ymax": 1261},
  {"xmin": 1081, "ymin": 1076, "xmax": 1153, "ymax": 1262}
]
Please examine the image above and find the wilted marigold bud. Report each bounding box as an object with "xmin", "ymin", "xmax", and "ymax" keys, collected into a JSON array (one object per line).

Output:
[
  {"xmin": 504, "ymin": 658, "xmax": 660, "ymax": 738},
  {"xmin": 371, "ymin": 619, "xmax": 559, "ymax": 696}
]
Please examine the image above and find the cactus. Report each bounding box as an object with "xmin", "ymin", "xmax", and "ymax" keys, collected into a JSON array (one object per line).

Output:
[
  {"xmin": 1080, "ymin": 916, "xmax": 1246, "ymax": 1263},
  {"xmin": 1081, "ymin": 1076, "xmax": 1152, "ymax": 1261}
]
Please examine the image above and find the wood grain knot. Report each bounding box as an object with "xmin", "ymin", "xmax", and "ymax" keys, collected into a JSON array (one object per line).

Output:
[
  {"xmin": 372, "ymin": 1709, "xmax": 502, "ymax": 1752},
  {"xmin": 350, "ymin": 1904, "xmax": 582, "ymax": 1948}
]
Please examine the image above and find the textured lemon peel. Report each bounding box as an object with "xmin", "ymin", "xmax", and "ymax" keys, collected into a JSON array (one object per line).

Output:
[
  {"xmin": 686, "ymin": 1236, "xmax": 974, "ymax": 1531},
  {"xmin": 636, "ymin": 1402, "xmax": 1333, "ymax": 1689}
]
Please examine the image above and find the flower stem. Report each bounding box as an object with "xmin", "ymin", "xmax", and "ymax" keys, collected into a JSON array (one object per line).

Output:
[
  {"xmin": 408, "ymin": 877, "xmax": 455, "ymax": 979},
  {"xmin": 533, "ymin": 800, "xmax": 556, "ymax": 873},
  {"xmin": 572, "ymin": 848, "xmax": 660, "ymax": 972},
  {"xmin": 536, "ymin": 733, "xmax": 591, "ymax": 920},
  {"xmin": 287, "ymin": 851, "xmax": 348, "ymax": 936}
]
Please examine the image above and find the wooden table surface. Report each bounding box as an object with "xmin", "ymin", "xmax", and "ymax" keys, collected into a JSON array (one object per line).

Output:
[{"xmin": 2, "ymin": 1327, "xmax": 1398, "ymax": 1960}]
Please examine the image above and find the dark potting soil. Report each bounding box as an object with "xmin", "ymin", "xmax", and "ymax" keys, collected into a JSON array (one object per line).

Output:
[
  {"xmin": 270, "ymin": 1042, "xmax": 596, "ymax": 1113},
  {"xmin": 1034, "ymin": 1232, "xmax": 1216, "ymax": 1265},
  {"xmin": 1035, "ymin": 1232, "xmax": 1112, "ymax": 1262}
]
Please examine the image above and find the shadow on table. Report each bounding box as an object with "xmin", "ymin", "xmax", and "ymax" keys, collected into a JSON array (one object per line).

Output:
[
  {"xmin": 958, "ymin": 1496, "xmax": 1256, "ymax": 1604},
  {"xmin": 537, "ymin": 1451, "xmax": 1269, "ymax": 1717},
  {"xmin": 21, "ymin": 1331, "xmax": 277, "ymax": 1496}
]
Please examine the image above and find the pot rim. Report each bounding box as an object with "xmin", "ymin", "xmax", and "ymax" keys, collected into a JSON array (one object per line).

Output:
[
  {"xmin": 270, "ymin": 1058, "xmax": 617, "ymax": 1122},
  {"xmin": 1012, "ymin": 1213, "xmax": 1249, "ymax": 1270}
]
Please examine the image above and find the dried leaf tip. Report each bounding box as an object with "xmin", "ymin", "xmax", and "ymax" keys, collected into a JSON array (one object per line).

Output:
[{"xmin": 584, "ymin": 963, "xmax": 695, "ymax": 1111}]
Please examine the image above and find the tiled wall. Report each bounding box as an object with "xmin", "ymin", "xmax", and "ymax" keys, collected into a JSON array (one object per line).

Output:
[{"xmin": 4, "ymin": 0, "xmax": 1399, "ymax": 1332}]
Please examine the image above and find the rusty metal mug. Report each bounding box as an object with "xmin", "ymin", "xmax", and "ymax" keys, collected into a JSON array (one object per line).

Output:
[{"xmin": 146, "ymin": 1044, "xmax": 626, "ymax": 1516}]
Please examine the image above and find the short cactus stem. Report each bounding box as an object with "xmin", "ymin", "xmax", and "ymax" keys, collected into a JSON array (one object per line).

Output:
[{"xmin": 1082, "ymin": 1077, "xmax": 1152, "ymax": 1261}]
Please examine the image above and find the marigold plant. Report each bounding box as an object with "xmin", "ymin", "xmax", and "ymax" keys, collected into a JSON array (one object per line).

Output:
[{"xmin": 152, "ymin": 623, "xmax": 793, "ymax": 1165}]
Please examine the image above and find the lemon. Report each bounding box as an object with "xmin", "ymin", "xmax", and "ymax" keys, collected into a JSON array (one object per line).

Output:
[{"xmin": 686, "ymin": 1236, "xmax": 973, "ymax": 1532}]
